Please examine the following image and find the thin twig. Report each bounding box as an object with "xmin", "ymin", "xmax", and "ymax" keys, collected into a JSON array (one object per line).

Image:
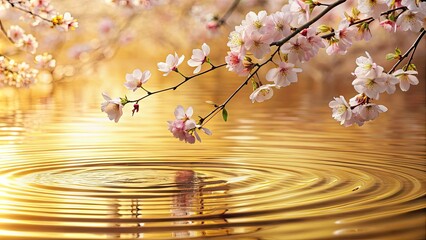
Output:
[
  {"xmin": 217, "ymin": 0, "xmax": 241, "ymax": 27},
  {"xmin": 388, "ymin": 29, "xmax": 425, "ymax": 73},
  {"xmin": 0, "ymin": 20, "xmax": 14, "ymax": 43},
  {"xmin": 127, "ymin": 63, "xmax": 227, "ymax": 104}
]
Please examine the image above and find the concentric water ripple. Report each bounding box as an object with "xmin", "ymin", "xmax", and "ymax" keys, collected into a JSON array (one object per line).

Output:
[{"xmin": 0, "ymin": 146, "xmax": 424, "ymax": 239}]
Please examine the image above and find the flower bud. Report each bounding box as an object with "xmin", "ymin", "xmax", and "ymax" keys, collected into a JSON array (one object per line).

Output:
[{"xmin": 132, "ymin": 103, "xmax": 139, "ymax": 116}]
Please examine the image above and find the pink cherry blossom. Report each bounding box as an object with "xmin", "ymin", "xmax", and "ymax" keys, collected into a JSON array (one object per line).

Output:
[
  {"xmin": 249, "ymin": 84, "xmax": 275, "ymax": 103},
  {"xmin": 225, "ymin": 51, "xmax": 248, "ymax": 76},
  {"xmin": 264, "ymin": 11, "xmax": 292, "ymax": 42},
  {"xmin": 281, "ymin": 36, "xmax": 312, "ymax": 63},
  {"xmin": 265, "ymin": 61, "xmax": 302, "ymax": 88},
  {"xmin": 329, "ymin": 96, "xmax": 352, "ymax": 125},
  {"xmin": 7, "ymin": 25, "xmax": 25, "ymax": 43},
  {"xmin": 381, "ymin": 73, "xmax": 399, "ymax": 94},
  {"xmin": 167, "ymin": 105, "xmax": 210, "ymax": 144},
  {"xmin": 392, "ymin": 69, "xmax": 419, "ymax": 91},
  {"xmin": 244, "ymin": 31, "xmax": 273, "ymax": 59},
  {"xmin": 241, "ymin": 11, "xmax": 268, "ymax": 35},
  {"xmin": 288, "ymin": 0, "xmax": 310, "ymax": 26},
  {"xmin": 187, "ymin": 43, "xmax": 210, "ymax": 74},
  {"xmin": 157, "ymin": 52, "xmax": 185, "ymax": 76},
  {"xmin": 380, "ymin": 19, "xmax": 397, "ymax": 32},
  {"xmin": 101, "ymin": 92, "xmax": 123, "ymax": 123},
  {"xmin": 21, "ymin": 34, "xmax": 38, "ymax": 54},
  {"xmin": 301, "ymin": 28, "xmax": 326, "ymax": 55},
  {"xmin": 124, "ymin": 69, "xmax": 151, "ymax": 92}
]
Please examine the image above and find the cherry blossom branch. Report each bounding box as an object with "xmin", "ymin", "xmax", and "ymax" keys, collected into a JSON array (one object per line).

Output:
[
  {"xmin": 388, "ymin": 28, "xmax": 425, "ymax": 73},
  {"xmin": 0, "ymin": 20, "xmax": 14, "ymax": 43},
  {"xmin": 127, "ymin": 63, "xmax": 227, "ymax": 104},
  {"xmin": 199, "ymin": 0, "xmax": 347, "ymax": 126},
  {"xmin": 6, "ymin": 0, "xmax": 52, "ymax": 22},
  {"xmin": 272, "ymin": 0, "xmax": 346, "ymax": 47},
  {"xmin": 217, "ymin": 0, "xmax": 241, "ymax": 27},
  {"xmin": 321, "ymin": 6, "xmax": 408, "ymax": 39}
]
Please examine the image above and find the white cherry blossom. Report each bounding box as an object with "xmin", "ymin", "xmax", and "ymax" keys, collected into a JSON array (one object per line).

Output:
[
  {"xmin": 124, "ymin": 69, "xmax": 151, "ymax": 91},
  {"xmin": 188, "ymin": 43, "xmax": 210, "ymax": 74},
  {"xmin": 393, "ymin": 69, "xmax": 419, "ymax": 91},
  {"xmin": 157, "ymin": 52, "xmax": 185, "ymax": 76},
  {"xmin": 101, "ymin": 93, "xmax": 123, "ymax": 123},
  {"xmin": 329, "ymin": 96, "xmax": 353, "ymax": 125},
  {"xmin": 249, "ymin": 84, "xmax": 275, "ymax": 103}
]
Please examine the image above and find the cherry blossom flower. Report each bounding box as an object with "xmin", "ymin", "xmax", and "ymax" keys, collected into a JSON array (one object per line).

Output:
[
  {"xmin": 352, "ymin": 73, "xmax": 386, "ymax": 99},
  {"xmin": 7, "ymin": 25, "xmax": 25, "ymax": 43},
  {"xmin": 287, "ymin": 0, "xmax": 310, "ymax": 26},
  {"xmin": 396, "ymin": 10, "xmax": 424, "ymax": 32},
  {"xmin": 101, "ymin": 92, "xmax": 123, "ymax": 123},
  {"xmin": 21, "ymin": 34, "xmax": 38, "ymax": 54},
  {"xmin": 225, "ymin": 51, "xmax": 248, "ymax": 76},
  {"xmin": 336, "ymin": 20, "xmax": 356, "ymax": 49},
  {"xmin": 167, "ymin": 105, "xmax": 210, "ymax": 144},
  {"xmin": 187, "ymin": 43, "xmax": 210, "ymax": 74},
  {"xmin": 249, "ymin": 84, "xmax": 275, "ymax": 103},
  {"xmin": 354, "ymin": 23, "xmax": 372, "ymax": 41},
  {"xmin": 52, "ymin": 12, "xmax": 78, "ymax": 31},
  {"xmin": 392, "ymin": 69, "xmax": 419, "ymax": 91},
  {"xmin": 227, "ymin": 28, "xmax": 246, "ymax": 56},
  {"xmin": 124, "ymin": 69, "xmax": 151, "ymax": 91},
  {"xmin": 281, "ymin": 36, "xmax": 312, "ymax": 63},
  {"xmin": 244, "ymin": 31, "xmax": 273, "ymax": 59},
  {"xmin": 380, "ymin": 19, "xmax": 397, "ymax": 32},
  {"xmin": 35, "ymin": 53, "xmax": 56, "ymax": 70},
  {"xmin": 329, "ymin": 96, "xmax": 352, "ymax": 125},
  {"xmin": 158, "ymin": 52, "xmax": 185, "ymax": 76},
  {"xmin": 265, "ymin": 61, "xmax": 302, "ymax": 88},
  {"xmin": 326, "ymin": 38, "xmax": 348, "ymax": 55},
  {"xmin": 302, "ymin": 28, "xmax": 325, "ymax": 55},
  {"xmin": 264, "ymin": 11, "xmax": 292, "ymax": 41},
  {"xmin": 241, "ymin": 11, "xmax": 268, "ymax": 35},
  {"xmin": 354, "ymin": 52, "xmax": 378, "ymax": 78},
  {"xmin": 380, "ymin": 73, "xmax": 399, "ymax": 94},
  {"xmin": 356, "ymin": 103, "xmax": 388, "ymax": 121},
  {"xmin": 357, "ymin": 0, "xmax": 387, "ymax": 18}
]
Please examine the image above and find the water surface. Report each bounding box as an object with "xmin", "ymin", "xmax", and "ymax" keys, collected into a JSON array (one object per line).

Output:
[{"xmin": 0, "ymin": 74, "xmax": 425, "ymax": 239}]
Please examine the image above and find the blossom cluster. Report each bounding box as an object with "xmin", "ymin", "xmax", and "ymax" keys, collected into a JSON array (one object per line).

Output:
[
  {"xmin": 225, "ymin": 4, "xmax": 325, "ymax": 103},
  {"xmin": 329, "ymin": 52, "xmax": 419, "ymax": 126},
  {"xmin": 0, "ymin": 56, "xmax": 38, "ymax": 88},
  {"xmin": 7, "ymin": 25, "xmax": 39, "ymax": 54},
  {"xmin": 0, "ymin": 0, "xmax": 77, "ymax": 88},
  {"xmin": 167, "ymin": 106, "xmax": 211, "ymax": 144}
]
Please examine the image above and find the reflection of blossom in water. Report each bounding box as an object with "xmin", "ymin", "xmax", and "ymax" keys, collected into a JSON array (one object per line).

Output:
[{"xmin": 172, "ymin": 170, "xmax": 199, "ymax": 238}]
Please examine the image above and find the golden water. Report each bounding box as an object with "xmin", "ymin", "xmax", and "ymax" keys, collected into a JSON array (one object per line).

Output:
[{"xmin": 0, "ymin": 73, "xmax": 425, "ymax": 239}]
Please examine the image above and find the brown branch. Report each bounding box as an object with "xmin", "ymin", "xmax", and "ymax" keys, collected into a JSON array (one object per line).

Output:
[{"xmin": 388, "ymin": 29, "xmax": 425, "ymax": 73}]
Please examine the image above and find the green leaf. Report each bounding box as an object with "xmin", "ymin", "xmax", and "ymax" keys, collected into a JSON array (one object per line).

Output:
[
  {"xmin": 395, "ymin": 47, "xmax": 401, "ymax": 55},
  {"xmin": 222, "ymin": 108, "xmax": 228, "ymax": 122},
  {"xmin": 407, "ymin": 63, "xmax": 417, "ymax": 71},
  {"xmin": 386, "ymin": 53, "xmax": 396, "ymax": 61}
]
